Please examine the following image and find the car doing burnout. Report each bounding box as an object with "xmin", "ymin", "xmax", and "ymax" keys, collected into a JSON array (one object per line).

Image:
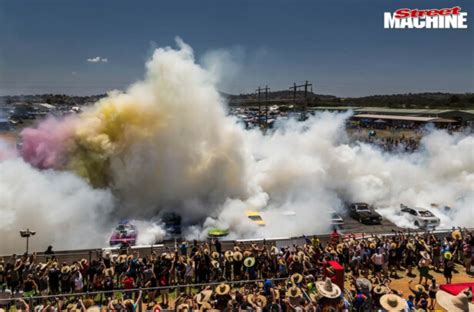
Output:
[
  {"xmin": 400, "ymin": 204, "xmax": 440, "ymax": 229},
  {"xmin": 109, "ymin": 221, "xmax": 138, "ymax": 246},
  {"xmin": 349, "ymin": 203, "xmax": 382, "ymax": 224}
]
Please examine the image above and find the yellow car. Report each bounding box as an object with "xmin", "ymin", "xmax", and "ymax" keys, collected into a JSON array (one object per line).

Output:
[{"xmin": 246, "ymin": 211, "xmax": 265, "ymax": 226}]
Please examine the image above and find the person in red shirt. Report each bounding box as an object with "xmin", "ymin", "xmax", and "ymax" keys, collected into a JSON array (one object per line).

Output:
[{"xmin": 121, "ymin": 273, "xmax": 135, "ymax": 299}]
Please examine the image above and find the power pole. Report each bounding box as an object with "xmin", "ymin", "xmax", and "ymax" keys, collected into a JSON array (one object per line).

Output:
[
  {"xmin": 289, "ymin": 81, "xmax": 313, "ymax": 118},
  {"xmin": 256, "ymin": 85, "xmax": 270, "ymax": 127}
]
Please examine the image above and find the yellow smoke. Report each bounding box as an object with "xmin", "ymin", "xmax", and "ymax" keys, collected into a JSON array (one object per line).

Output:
[{"xmin": 66, "ymin": 92, "xmax": 165, "ymax": 186}]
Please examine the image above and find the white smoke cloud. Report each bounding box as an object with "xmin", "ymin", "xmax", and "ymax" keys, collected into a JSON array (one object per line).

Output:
[
  {"xmin": 0, "ymin": 159, "xmax": 114, "ymax": 253},
  {"xmin": 0, "ymin": 40, "xmax": 473, "ymax": 255}
]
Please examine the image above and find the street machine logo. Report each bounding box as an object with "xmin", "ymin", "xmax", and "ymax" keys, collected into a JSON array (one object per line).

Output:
[{"xmin": 384, "ymin": 6, "xmax": 468, "ymax": 29}]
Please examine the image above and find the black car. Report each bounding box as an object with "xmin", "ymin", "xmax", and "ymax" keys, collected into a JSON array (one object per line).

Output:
[{"xmin": 349, "ymin": 203, "xmax": 382, "ymax": 224}]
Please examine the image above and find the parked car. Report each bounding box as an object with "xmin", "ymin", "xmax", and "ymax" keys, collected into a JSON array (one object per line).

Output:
[
  {"xmin": 109, "ymin": 221, "xmax": 138, "ymax": 246},
  {"xmin": 400, "ymin": 204, "xmax": 440, "ymax": 229},
  {"xmin": 349, "ymin": 203, "xmax": 382, "ymax": 224},
  {"xmin": 246, "ymin": 211, "xmax": 265, "ymax": 226}
]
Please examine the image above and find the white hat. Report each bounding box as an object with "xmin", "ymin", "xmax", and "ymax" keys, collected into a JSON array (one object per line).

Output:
[{"xmin": 436, "ymin": 288, "xmax": 474, "ymax": 312}]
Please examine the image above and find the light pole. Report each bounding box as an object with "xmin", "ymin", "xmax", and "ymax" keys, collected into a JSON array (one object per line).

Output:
[{"xmin": 20, "ymin": 228, "xmax": 36, "ymax": 254}]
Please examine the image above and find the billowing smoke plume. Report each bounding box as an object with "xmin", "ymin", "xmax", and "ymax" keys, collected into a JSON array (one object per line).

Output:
[{"xmin": 0, "ymin": 39, "xmax": 473, "ymax": 254}]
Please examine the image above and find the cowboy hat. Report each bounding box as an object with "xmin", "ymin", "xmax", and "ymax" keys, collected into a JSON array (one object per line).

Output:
[
  {"xmin": 196, "ymin": 289, "xmax": 213, "ymax": 304},
  {"xmin": 270, "ymin": 246, "xmax": 279, "ymax": 255},
  {"xmin": 406, "ymin": 242, "xmax": 415, "ymax": 251},
  {"xmin": 118, "ymin": 254, "xmax": 127, "ymax": 263},
  {"xmin": 380, "ymin": 294, "xmax": 406, "ymax": 311},
  {"xmin": 316, "ymin": 278, "xmax": 341, "ymax": 299},
  {"xmin": 290, "ymin": 273, "xmax": 303, "ymax": 285},
  {"xmin": 248, "ymin": 294, "xmax": 267, "ymax": 307},
  {"xmin": 199, "ymin": 302, "xmax": 212, "ymax": 311},
  {"xmin": 414, "ymin": 284, "xmax": 426, "ymax": 293},
  {"xmin": 104, "ymin": 267, "xmax": 114, "ymax": 277},
  {"xmin": 61, "ymin": 265, "xmax": 70, "ymax": 274},
  {"xmin": 233, "ymin": 251, "xmax": 243, "ymax": 261},
  {"xmin": 390, "ymin": 242, "xmax": 397, "ymax": 249},
  {"xmin": 243, "ymin": 257, "xmax": 256, "ymax": 268},
  {"xmin": 444, "ymin": 251, "xmax": 453, "ymax": 260},
  {"xmin": 356, "ymin": 277, "xmax": 372, "ymax": 292},
  {"xmin": 436, "ymin": 288, "xmax": 474, "ymax": 312},
  {"xmin": 215, "ymin": 283, "xmax": 231, "ymax": 296},
  {"xmin": 452, "ymin": 229, "xmax": 462, "ymax": 240},
  {"xmin": 211, "ymin": 260, "xmax": 220, "ymax": 269},
  {"xmin": 176, "ymin": 303, "xmax": 190, "ymax": 311},
  {"xmin": 243, "ymin": 250, "xmax": 252, "ymax": 258},
  {"xmin": 373, "ymin": 285, "xmax": 388, "ymax": 295},
  {"xmin": 224, "ymin": 250, "xmax": 233, "ymax": 261},
  {"xmin": 286, "ymin": 285, "xmax": 303, "ymax": 298},
  {"xmin": 86, "ymin": 307, "xmax": 100, "ymax": 312},
  {"xmin": 420, "ymin": 251, "xmax": 431, "ymax": 260},
  {"xmin": 211, "ymin": 251, "xmax": 219, "ymax": 260}
]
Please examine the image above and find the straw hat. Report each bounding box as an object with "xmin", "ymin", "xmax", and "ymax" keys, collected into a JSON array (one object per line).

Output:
[
  {"xmin": 248, "ymin": 294, "xmax": 267, "ymax": 307},
  {"xmin": 215, "ymin": 283, "xmax": 231, "ymax": 295},
  {"xmin": 290, "ymin": 273, "xmax": 303, "ymax": 284},
  {"xmin": 356, "ymin": 277, "xmax": 372, "ymax": 292},
  {"xmin": 369, "ymin": 242, "xmax": 376, "ymax": 249},
  {"xmin": 243, "ymin": 257, "xmax": 256, "ymax": 268},
  {"xmin": 444, "ymin": 251, "xmax": 453, "ymax": 260},
  {"xmin": 373, "ymin": 285, "xmax": 388, "ymax": 295},
  {"xmin": 61, "ymin": 265, "xmax": 70, "ymax": 274},
  {"xmin": 380, "ymin": 294, "xmax": 406, "ymax": 311},
  {"xmin": 324, "ymin": 245, "xmax": 334, "ymax": 253},
  {"xmin": 420, "ymin": 250, "xmax": 431, "ymax": 260},
  {"xmin": 414, "ymin": 284, "xmax": 426, "ymax": 293},
  {"xmin": 233, "ymin": 246, "xmax": 242, "ymax": 252},
  {"xmin": 176, "ymin": 303, "xmax": 190, "ymax": 311},
  {"xmin": 390, "ymin": 242, "xmax": 397, "ymax": 249},
  {"xmin": 80, "ymin": 258, "xmax": 88, "ymax": 266},
  {"xmin": 198, "ymin": 302, "xmax": 212, "ymax": 311},
  {"xmin": 243, "ymin": 250, "xmax": 252, "ymax": 258},
  {"xmin": 270, "ymin": 246, "xmax": 279, "ymax": 255},
  {"xmin": 196, "ymin": 289, "xmax": 213, "ymax": 304},
  {"xmin": 233, "ymin": 251, "xmax": 243, "ymax": 261},
  {"xmin": 406, "ymin": 242, "xmax": 415, "ymax": 251},
  {"xmin": 336, "ymin": 243, "xmax": 344, "ymax": 254},
  {"xmin": 452, "ymin": 229, "xmax": 462, "ymax": 240},
  {"xmin": 104, "ymin": 267, "xmax": 114, "ymax": 277},
  {"xmin": 286, "ymin": 285, "xmax": 303, "ymax": 298},
  {"xmin": 224, "ymin": 250, "xmax": 233, "ymax": 261},
  {"xmin": 316, "ymin": 278, "xmax": 341, "ymax": 299},
  {"xmin": 211, "ymin": 260, "xmax": 220, "ymax": 269},
  {"xmin": 123, "ymin": 299, "xmax": 134, "ymax": 305},
  {"xmin": 436, "ymin": 288, "xmax": 474, "ymax": 312},
  {"xmin": 118, "ymin": 255, "xmax": 127, "ymax": 263},
  {"xmin": 211, "ymin": 251, "xmax": 219, "ymax": 260}
]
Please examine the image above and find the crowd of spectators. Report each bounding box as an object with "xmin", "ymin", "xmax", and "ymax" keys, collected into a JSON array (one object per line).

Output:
[{"xmin": 0, "ymin": 228, "xmax": 473, "ymax": 311}]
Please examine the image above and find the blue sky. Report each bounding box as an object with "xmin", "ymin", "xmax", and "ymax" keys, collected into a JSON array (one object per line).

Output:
[{"xmin": 0, "ymin": 0, "xmax": 472, "ymax": 97}]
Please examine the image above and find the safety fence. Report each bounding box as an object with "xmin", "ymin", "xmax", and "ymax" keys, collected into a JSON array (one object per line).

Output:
[{"xmin": 1, "ymin": 227, "xmax": 468, "ymax": 263}]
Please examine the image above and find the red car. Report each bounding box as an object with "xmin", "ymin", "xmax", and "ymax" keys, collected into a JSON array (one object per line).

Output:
[{"xmin": 109, "ymin": 221, "xmax": 138, "ymax": 246}]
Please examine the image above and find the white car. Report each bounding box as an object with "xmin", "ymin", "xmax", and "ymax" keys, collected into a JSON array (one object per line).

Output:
[
  {"xmin": 400, "ymin": 204, "xmax": 440, "ymax": 229},
  {"xmin": 330, "ymin": 211, "xmax": 344, "ymax": 228}
]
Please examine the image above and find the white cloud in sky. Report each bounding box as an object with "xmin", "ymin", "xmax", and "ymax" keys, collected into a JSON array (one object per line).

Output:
[{"xmin": 87, "ymin": 56, "xmax": 108, "ymax": 63}]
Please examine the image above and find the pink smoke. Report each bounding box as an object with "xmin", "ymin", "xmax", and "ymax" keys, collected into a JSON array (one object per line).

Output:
[{"xmin": 20, "ymin": 117, "xmax": 77, "ymax": 169}]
